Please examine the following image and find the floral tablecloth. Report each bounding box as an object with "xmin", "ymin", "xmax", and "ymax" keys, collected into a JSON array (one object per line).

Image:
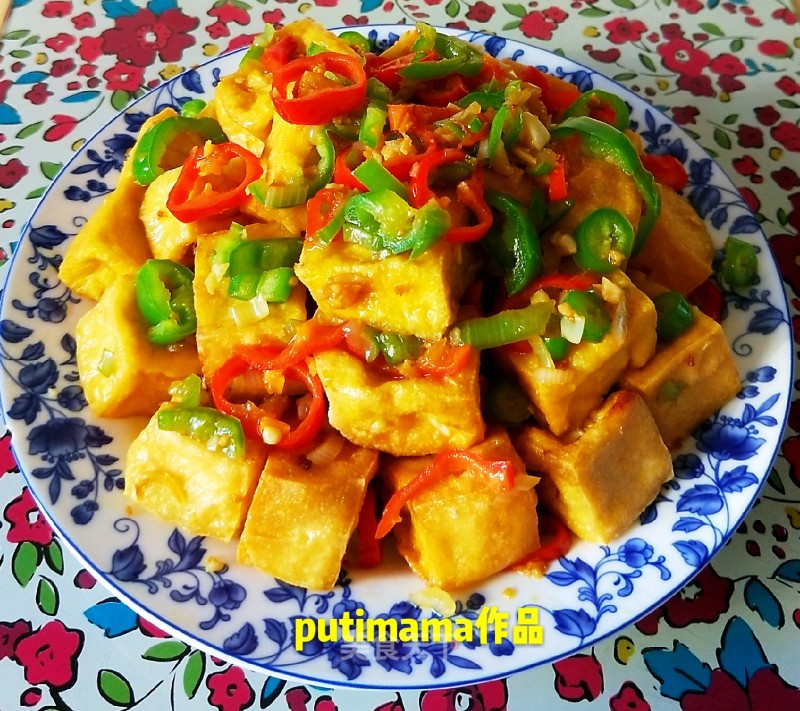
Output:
[{"xmin": 1, "ymin": 1, "xmax": 799, "ymax": 709}]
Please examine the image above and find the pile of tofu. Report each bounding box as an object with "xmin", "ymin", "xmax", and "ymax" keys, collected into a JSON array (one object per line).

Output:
[{"xmin": 59, "ymin": 20, "xmax": 741, "ymax": 593}]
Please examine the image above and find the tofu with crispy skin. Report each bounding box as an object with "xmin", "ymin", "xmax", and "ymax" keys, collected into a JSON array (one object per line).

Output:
[
  {"xmin": 314, "ymin": 347, "xmax": 484, "ymax": 456},
  {"xmin": 238, "ymin": 438, "xmax": 379, "ymax": 590},
  {"xmin": 125, "ymin": 405, "xmax": 266, "ymax": 541},
  {"xmin": 620, "ymin": 307, "xmax": 740, "ymax": 449},
  {"xmin": 496, "ymin": 270, "xmax": 656, "ymax": 436},
  {"xmin": 381, "ymin": 428, "xmax": 539, "ymax": 590},
  {"xmin": 516, "ymin": 390, "xmax": 673, "ymax": 543},
  {"xmin": 76, "ymin": 275, "xmax": 201, "ymax": 418}
]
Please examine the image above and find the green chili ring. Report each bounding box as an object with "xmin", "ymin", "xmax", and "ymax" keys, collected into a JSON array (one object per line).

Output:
[{"xmin": 573, "ymin": 207, "xmax": 635, "ymax": 274}]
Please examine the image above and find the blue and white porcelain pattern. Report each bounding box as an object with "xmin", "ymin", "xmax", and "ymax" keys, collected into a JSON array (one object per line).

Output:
[{"xmin": 0, "ymin": 27, "xmax": 792, "ymax": 690}]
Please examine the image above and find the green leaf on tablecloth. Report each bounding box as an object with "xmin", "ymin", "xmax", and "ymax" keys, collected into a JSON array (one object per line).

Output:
[
  {"xmin": 503, "ymin": 3, "xmax": 527, "ymax": 18},
  {"xmin": 503, "ymin": 21, "xmax": 521, "ymax": 31},
  {"xmin": 44, "ymin": 538, "xmax": 64, "ymax": 573},
  {"xmin": 16, "ymin": 121, "xmax": 43, "ymax": 139},
  {"xmin": 744, "ymin": 578, "xmax": 784, "ymax": 628},
  {"xmin": 41, "ymin": 161, "xmax": 63, "ymax": 181},
  {"xmin": 12, "ymin": 541, "xmax": 41, "ymax": 587},
  {"xmin": 182, "ymin": 651, "xmax": 205, "ymax": 699},
  {"xmin": 639, "ymin": 53, "xmax": 656, "ymax": 72},
  {"xmin": 699, "ymin": 22, "xmax": 724, "ymax": 37},
  {"xmin": 774, "ymin": 559, "xmax": 800, "ymax": 582},
  {"xmin": 766, "ymin": 466, "xmax": 785, "ymax": 494},
  {"xmin": 777, "ymin": 207, "xmax": 788, "ymax": 225},
  {"xmin": 4, "ymin": 29, "xmax": 30, "ymax": 40},
  {"xmin": 22, "ymin": 35, "xmax": 41, "ymax": 47},
  {"xmin": 612, "ymin": 0, "xmax": 636, "ymax": 9},
  {"xmin": 0, "ymin": 145, "xmax": 23, "ymax": 155},
  {"xmin": 111, "ymin": 90, "xmax": 133, "ymax": 112},
  {"xmin": 777, "ymin": 99, "xmax": 800, "ymax": 109},
  {"xmin": 713, "ymin": 127, "xmax": 731, "ymax": 149},
  {"xmin": 730, "ymin": 38, "xmax": 744, "ymax": 52},
  {"xmin": 36, "ymin": 576, "xmax": 59, "ymax": 616},
  {"xmin": 98, "ymin": 669, "xmax": 135, "ymax": 707},
  {"xmin": 614, "ymin": 73, "xmax": 637, "ymax": 82},
  {"xmin": 26, "ymin": 186, "xmax": 46, "ymax": 199},
  {"xmin": 579, "ymin": 7, "xmax": 610, "ymax": 16},
  {"xmin": 143, "ymin": 640, "xmax": 190, "ymax": 661},
  {"xmin": 723, "ymin": 114, "xmax": 739, "ymax": 125},
  {"xmin": 10, "ymin": 50, "xmax": 31, "ymax": 59},
  {"xmin": 446, "ymin": 0, "xmax": 459, "ymax": 17}
]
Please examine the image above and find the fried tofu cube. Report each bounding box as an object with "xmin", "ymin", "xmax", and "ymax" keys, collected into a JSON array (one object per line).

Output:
[
  {"xmin": 296, "ymin": 240, "xmax": 476, "ymax": 341},
  {"xmin": 496, "ymin": 271, "xmax": 656, "ymax": 436},
  {"xmin": 125, "ymin": 407, "xmax": 266, "ymax": 541},
  {"xmin": 238, "ymin": 439, "xmax": 379, "ymax": 590},
  {"xmin": 382, "ymin": 428, "xmax": 539, "ymax": 590},
  {"xmin": 314, "ymin": 348, "xmax": 484, "ymax": 456},
  {"xmin": 213, "ymin": 62, "xmax": 275, "ymax": 157},
  {"xmin": 76, "ymin": 275, "xmax": 201, "ymax": 418},
  {"xmin": 516, "ymin": 391, "xmax": 673, "ymax": 543},
  {"xmin": 620, "ymin": 307, "xmax": 740, "ymax": 449},
  {"xmin": 629, "ymin": 185, "xmax": 715, "ymax": 295},
  {"xmin": 58, "ymin": 111, "xmax": 178, "ymax": 301},
  {"xmin": 193, "ymin": 230, "xmax": 307, "ymax": 379}
]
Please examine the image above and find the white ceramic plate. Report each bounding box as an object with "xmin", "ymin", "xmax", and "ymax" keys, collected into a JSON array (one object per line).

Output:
[{"xmin": 0, "ymin": 26, "xmax": 793, "ymax": 689}]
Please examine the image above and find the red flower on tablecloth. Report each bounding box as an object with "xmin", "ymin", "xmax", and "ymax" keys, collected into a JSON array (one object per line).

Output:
[
  {"xmin": 736, "ymin": 124, "xmax": 763, "ymax": 149},
  {"xmin": 103, "ymin": 61, "xmax": 145, "ymax": 92},
  {"xmin": 13, "ymin": 620, "xmax": 83, "ymax": 690},
  {"xmin": 44, "ymin": 114, "xmax": 78, "ymax": 142},
  {"xmin": 206, "ymin": 665, "xmax": 255, "ymax": 711},
  {"xmin": 262, "ymin": 10, "xmax": 286, "ymax": 27},
  {"xmin": 758, "ymin": 40, "xmax": 793, "ymax": 59},
  {"xmin": 20, "ymin": 687, "xmax": 42, "ymax": 707},
  {"xmin": 23, "ymin": 83, "xmax": 52, "ymax": 106},
  {"xmin": 783, "ymin": 435, "xmax": 800, "ymax": 488},
  {"xmin": 777, "ymin": 76, "xmax": 800, "ymax": 96},
  {"xmin": 681, "ymin": 667, "xmax": 800, "ymax": 710},
  {"xmin": 755, "ymin": 105, "xmax": 780, "ymax": 126},
  {"xmin": 419, "ymin": 679, "xmax": 508, "ymax": 710},
  {"xmin": 467, "ymin": 2, "xmax": 495, "ymax": 23},
  {"xmin": 635, "ymin": 564, "xmax": 734, "ymax": 634},
  {"xmin": 100, "ymin": 7, "xmax": 199, "ymax": 67},
  {"xmin": 657, "ymin": 38, "xmax": 710, "ymax": 77},
  {"xmin": 733, "ymin": 155, "xmax": 761, "ymax": 180},
  {"xmin": 0, "ymin": 620, "xmax": 32, "ymax": 660},
  {"xmin": 773, "ymin": 167, "xmax": 800, "ymax": 190},
  {"xmin": 42, "ymin": 1, "xmax": 72, "ymax": 18},
  {"xmin": 72, "ymin": 11, "xmax": 95, "ymax": 30},
  {"xmin": 552, "ymin": 652, "xmax": 603, "ymax": 702},
  {"xmin": 44, "ymin": 32, "xmax": 75, "ymax": 53},
  {"xmin": 50, "ymin": 58, "xmax": 75, "ymax": 78},
  {"xmin": 772, "ymin": 122, "xmax": 800, "ymax": 152},
  {"xmin": 604, "ymin": 18, "xmax": 648, "ymax": 44},
  {"xmin": 676, "ymin": 0, "xmax": 702, "ymax": 13},
  {"xmin": 3, "ymin": 487, "xmax": 53, "ymax": 546},
  {"xmin": 671, "ymin": 105, "xmax": 699, "ymax": 125},
  {"xmin": 209, "ymin": 1, "xmax": 250, "ymax": 26},
  {"xmin": 610, "ymin": 680, "xmax": 651, "ymax": 711},
  {"xmin": 519, "ymin": 11, "xmax": 559, "ymax": 41},
  {"xmin": 0, "ymin": 432, "xmax": 17, "ymax": 476}
]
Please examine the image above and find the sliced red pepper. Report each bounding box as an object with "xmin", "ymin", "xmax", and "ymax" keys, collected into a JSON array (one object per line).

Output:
[
  {"xmin": 167, "ymin": 141, "xmax": 262, "ymax": 223},
  {"xmin": 271, "ymin": 52, "xmax": 367, "ymax": 125},
  {"xmin": 548, "ymin": 154, "xmax": 568, "ymax": 202},
  {"xmin": 261, "ymin": 34, "xmax": 300, "ymax": 72},
  {"xmin": 414, "ymin": 73, "xmax": 470, "ymax": 107},
  {"xmin": 387, "ymin": 103, "xmax": 458, "ymax": 144},
  {"xmin": 383, "ymin": 152, "xmax": 424, "ymax": 183},
  {"xmin": 688, "ymin": 278, "xmax": 724, "ymax": 322},
  {"xmin": 641, "ymin": 153, "xmax": 689, "ymax": 191},
  {"xmin": 364, "ymin": 50, "xmax": 436, "ymax": 93},
  {"xmin": 236, "ymin": 319, "xmax": 345, "ymax": 373},
  {"xmin": 503, "ymin": 272, "xmax": 597, "ymax": 310},
  {"xmin": 333, "ymin": 149, "xmax": 367, "ymax": 191},
  {"xmin": 409, "ymin": 147, "xmax": 466, "ymax": 207},
  {"xmin": 520, "ymin": 65, "xmax": 582, "ymax": 118},
  {"xmin": 469, "ymin": 53, "xmax": 506, "ymax": 87},
  {"xmin": 210, "ymin": 351, "xmax": 326, "ymax": 450},
  {"xmin": 306, "ymin": 186, "xmax": 351, "ymax": 243},
  {"xmin": 356, "ymin": 483, "xmax": 382, "ymax": 568},
  {"xmin": 509, "ymin": 511, "xmax": 572, "ymax": 569},
  {"xmin": 416, "ymin": 339, "xmax": 473, "ymax": 377},
  {"xmin": 375, "ymin": 449, "xmax": 516, "ymax": 539}
]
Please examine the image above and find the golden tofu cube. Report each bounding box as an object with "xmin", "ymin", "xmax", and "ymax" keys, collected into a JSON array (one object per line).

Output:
[
  {"xmin": 76, "ymin": 275, "xmax": 201, "ymax": 418},
  {"xmin": 516, "ymin": 391, "xmax": 673, "ymax": 543},
  {"xmin": 620, "ymin": 307, "xmax": 740, "ymax": 449},
  {"xmin": 382, "ymin": 428, "xmax": 539, "ymax": 590},
  {"xmin": 630, "ymin": 185, "xmax": 715, "ymax": 295},
  {"xmin": 497, "ymin": 270, "xmax": 656, "ymax": 436},
  {"xmin": 58, "ymin": 110, "xmax": 179, "ymax": 301},
  {"xmin": 125, "ymin": 407, "xmax": 266, "ymax": 541},
  {"xmin": 555, "ymin": 156, "xmax": 644, "ymax": 235},
  {"xmin": 193, "ymin": 230, "xmax": 307, "ymax": 379},
  {"xmin": 296, "ymin": 240, "xmax": 476, "ymax": 340},
  {"xmin": 238, "ymin": 440, "xmax": 379, "ymax": 590},
  {"xmin": 213, "ymin": 63, "xmax": 275, "ymax": 158},
  {"xmin": 314, "ymin": 348, "xmax": 484, "ymax": 456}
]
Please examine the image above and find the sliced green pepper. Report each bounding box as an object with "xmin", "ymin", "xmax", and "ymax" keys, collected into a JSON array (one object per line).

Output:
[
  {"xmin": 168, "ymin": 373, "xmax": 202, "ymax": 408},
  {"xmin": 456, "ymin": 89, "xmax": 505, "ymax": 111},
  {"xmin": 550, "ymin": 116, "xmax": 660, "ymax": 255},
  {"xmin": 483, "ymin": 191, "xmax": 542, "ymax": 296},
  {"xmin": 247, "ymin": 128, "xmax": 334, "ymax": 208},
  {"xmin": 375, "ymin": 331, "xmax": 423, "ymax": 365},
  {"xmin": 338, "ymin": 30, "xmax": 372, "ymax": 53},
  {"xmin": 352, "ymin": 156, "xmax": 408, "ymax": 199},
  {"xmin": 654, "ymin": 291, "xmax": 695, "ymax": 341},
  {"xmin": 342, "ymin": 190, "xmax": 450, "ymax": 258},
  {"xmin": 561, "ymin": 89, "xmax": 630, "ymax": 131},
  {"xmin": 399, "ymin": 29, "xmax": 484, "ymax": 80},
  {"xmin": 450, "ymin": 301, "xmax": 553, "ymax": 350},
  {"xmin": 227, "ymin": 238, "xmax": 302, "ymax": 301},
  {"xmin": 573, "ymin": 207, "xmax": 635, "ymax": 274},
  {"xmin": 358, "ymin": 101, "xmax": 389, "ymax": 149},
  {"xmin": 543, "ymin": 335, "xmax": 569, "ymax": 361},
  {"xmin": 135, "ymin": 259, "xmax": 197, "ymax": 345},
  {"xmin": 722, "ymin": 236, "xmax": 758, "ymax": 287},
  {"xmin": 180, "ymin": 99, "xmax": 207, "ymax": 119},
  {"xmin": 131, "ymin": 116, "xmax": 228, "ymax": 186},
  {"xmin": 562, "ymin": 289, "xmax": 611, "ymax": 343},
  {"xmin": 157, "ymin": 406, "xmax": 245, "ymax": 459}
]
